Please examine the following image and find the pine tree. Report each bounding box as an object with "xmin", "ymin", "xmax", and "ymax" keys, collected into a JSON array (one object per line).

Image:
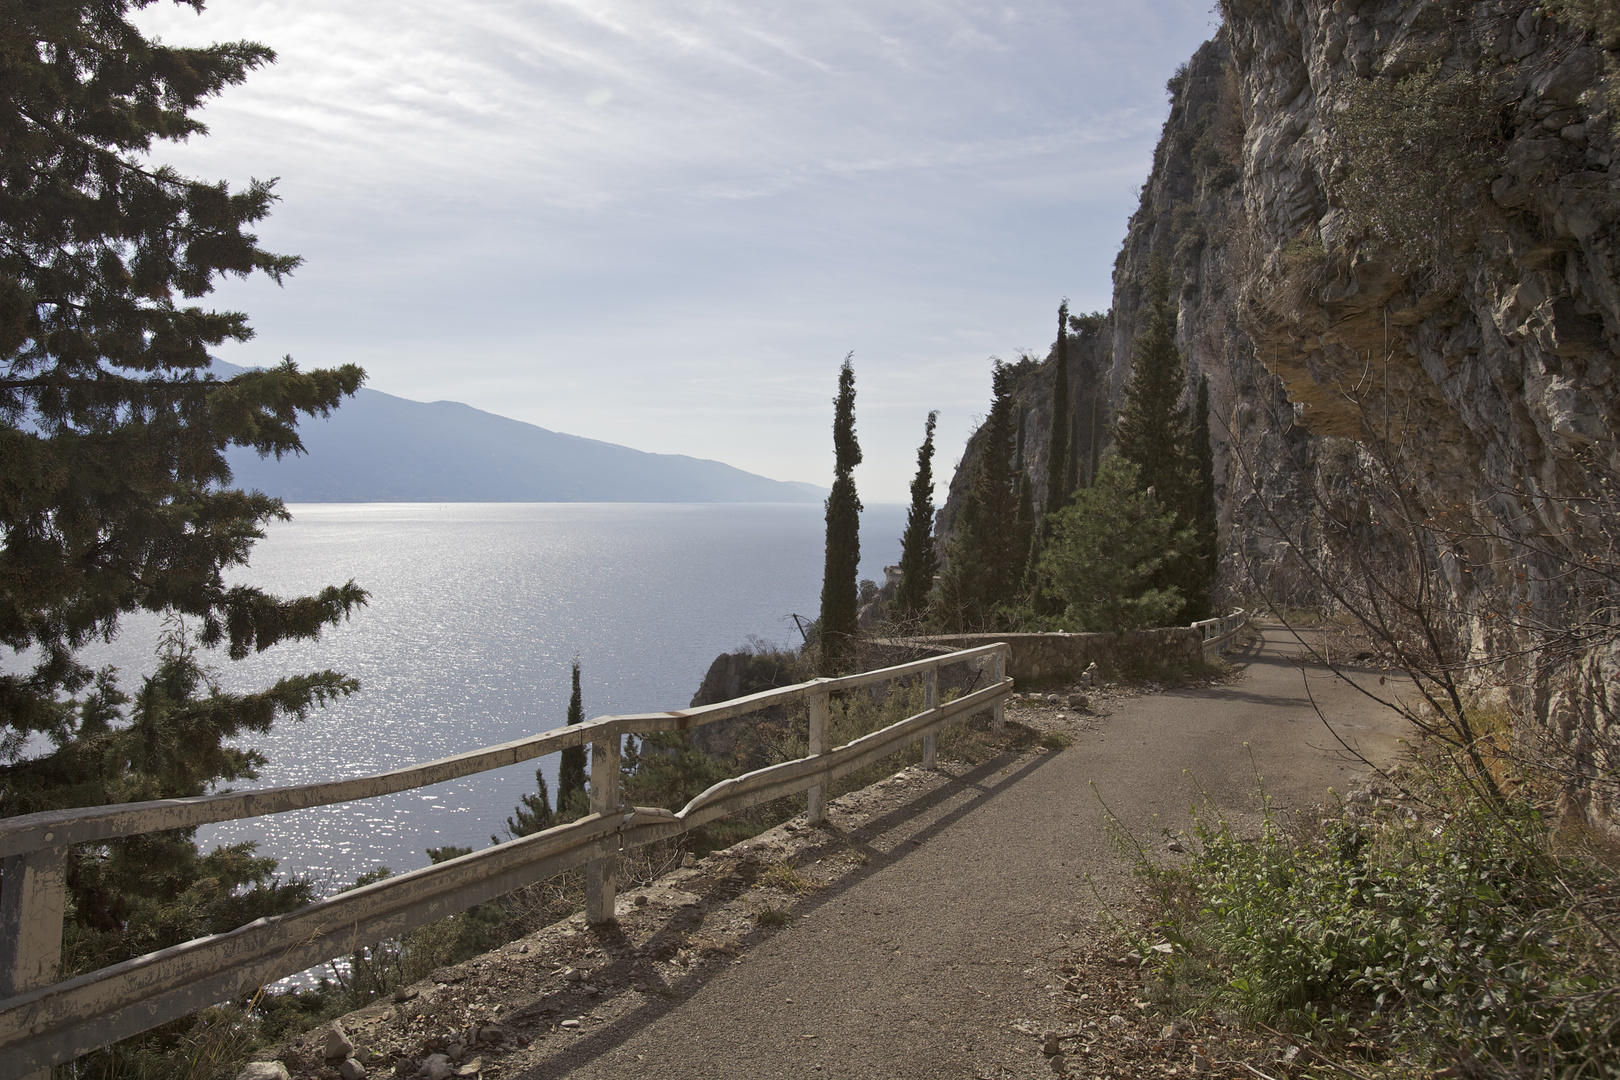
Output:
[
  {"xmin": 0, "ymin": 0, "xmax": 366, "ymax": 974},
  {"xmin": 934, "ymin": 489, "xmax": 989, "ymax": 633},
  {"xmin": 53, "ymin": 633, "xmax": 333, "ymax": 975},
  {"xmin": 893, "ymin": 410, "xmax": 939, "ymax": 621},
  {"xmin": 504, "ymin": 770, "xmax": 555, "ymax": 838},
  {"xmin": 556, "ymin": 659, "xmax": 588, "ymax": 819},
  {"xmin": 1039, "ymin": 456, "xmax": 1192, "ymax": 631},
  {"xmin": 818, "ymin": 355, "xmax": 862, "ymax": 673},
  {"xmin": 1, "ymin": 0, "xmax": 367, "ymax": 747},
  {"xmin": 1042, "ymin": 301, "xmax": 1073, "ymax": 516},
  {"xmin": 618, "ymin": 731, "xmax": 727, "ymax": 815}
]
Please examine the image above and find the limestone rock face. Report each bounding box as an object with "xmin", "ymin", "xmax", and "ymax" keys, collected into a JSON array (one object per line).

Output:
[
  {"xmin": 941, "ymin": 0, "xmax": 1618, "ymax": 827},
  {"xmin": 1119, "ymin": 0, "xmax": 1618, "ymax": 828},
  {"xmin": 685, "ymin": 646, "xmax": 803, "ymax": 759}
]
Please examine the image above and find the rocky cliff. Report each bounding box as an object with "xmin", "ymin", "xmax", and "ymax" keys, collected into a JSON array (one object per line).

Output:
[{"xmin": 942, "ymin": 0, "xmax": 1620, "ymax": 828}]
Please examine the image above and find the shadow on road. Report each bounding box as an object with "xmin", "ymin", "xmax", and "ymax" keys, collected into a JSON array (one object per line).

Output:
[{"xmin": 508, "ymin": 742, "xmax": 1062, "ymax": 1079}]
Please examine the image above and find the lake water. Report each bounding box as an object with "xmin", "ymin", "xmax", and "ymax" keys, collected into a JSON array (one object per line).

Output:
[{"xmin": 66, "ymin": 502, "xmax": 907, "ymax": 889}]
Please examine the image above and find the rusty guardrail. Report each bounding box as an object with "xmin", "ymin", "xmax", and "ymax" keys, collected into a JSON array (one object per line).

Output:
[{"xmin": 0, "ymin": 642, "xmax": 1010, "ymax": 1078}]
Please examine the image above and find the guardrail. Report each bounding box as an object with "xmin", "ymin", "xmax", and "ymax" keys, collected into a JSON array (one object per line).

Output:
[
  {"xmin": 0, "ymin": 643, "xmax": 1010, "ymax": 1078},
  {"xmin": 1192, "ymin": 609, "xmax": 1249, "ymax": 656}
]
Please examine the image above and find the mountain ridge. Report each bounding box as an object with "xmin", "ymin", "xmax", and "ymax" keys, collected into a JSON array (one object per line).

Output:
[{"xmin": 218, "ymin": 362, "xmax": 824, "ymax": 504}]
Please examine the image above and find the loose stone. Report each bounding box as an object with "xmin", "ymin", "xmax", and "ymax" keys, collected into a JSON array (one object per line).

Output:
[
  {"xmin": 236, "ymin": 1064, "xmax": 291, "ymax": 1080},
  {"xmin": 323, "ymin": 1023, "xmax": 354, "ymax": 1062},
  {"xmin": 416, "ymin": 1054, "xmax": 454, "ymax": 1080}
]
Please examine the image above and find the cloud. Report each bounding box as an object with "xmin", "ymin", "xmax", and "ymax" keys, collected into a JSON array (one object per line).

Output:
[{"xmin": 134, "ymin": 0, "xmax": 1219, "ymax": 499}]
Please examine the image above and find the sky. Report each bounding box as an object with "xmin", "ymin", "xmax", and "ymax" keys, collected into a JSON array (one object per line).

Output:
[{"xmin": 137, "ymin": 0, "xmax": 1221, "ymax": 502}]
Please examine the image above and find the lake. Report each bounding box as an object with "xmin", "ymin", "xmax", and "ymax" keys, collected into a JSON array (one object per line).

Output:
[{"xmin": 68, "ymin": 502, "xmax": 908, "ymax": 889}]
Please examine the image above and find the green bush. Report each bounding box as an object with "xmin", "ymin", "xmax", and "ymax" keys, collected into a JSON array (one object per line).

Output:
[
  {"xmin": 1123, "ymin": 769, "xmax": 1620, "ymax": 1076},
  {"xmin": 1330, "ymin": 65, "xmax": 1503, "ymax": 275},
  {"xmin": 1547, "ymin": 0, "xmax": 1620, "ymax": 48}
]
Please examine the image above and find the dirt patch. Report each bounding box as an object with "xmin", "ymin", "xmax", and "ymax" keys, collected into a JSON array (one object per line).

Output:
[{"xmin": 981, "ymin": 918, "xmax": 1299, "ymax": 1080}]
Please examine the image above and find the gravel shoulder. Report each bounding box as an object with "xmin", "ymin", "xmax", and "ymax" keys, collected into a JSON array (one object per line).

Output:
[{"xmin": 274, "ymin": 624, "xmax": 1408, "ymax": 1080}]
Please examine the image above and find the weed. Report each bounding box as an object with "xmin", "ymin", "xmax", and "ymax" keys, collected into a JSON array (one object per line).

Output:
[
  {"xmin": 678, "ymin": 930, "xmax": 735, "ymax": 956},
  {"xmin": 1118, "ymin": 763, "xmax": 1620, "ymax": 1076},
  {"xmin": 757, "ymin": 860, "xmax": 822, "ymax": 894},
  {"xmin": 754, "ymin": 906, "xmax": 793, "ymax": 928}
]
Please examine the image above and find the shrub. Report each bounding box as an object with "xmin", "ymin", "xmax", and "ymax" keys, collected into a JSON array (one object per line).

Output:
[
  {"xmin": 1329, "ymin": 65, "xmax": 1504, "ymax": 276},
  {"xmin": 1122, "ymin": 766, "xmax": 1620, "ymax": 1076}
]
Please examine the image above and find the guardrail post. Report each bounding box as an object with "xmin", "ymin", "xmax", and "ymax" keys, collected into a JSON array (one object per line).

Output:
[
  {"xmin": 1, "ymin": 845, "xmax": 66, "ymax": 1080},
  {"xmin": 806, "ymin": 686, "xmax": 830, "ymax": 825},
  {"xmin": 991, "ymin": 648, "xmax": 1006, "ymax": 732},
  {"xmin": 921, "ymin": 668, "xmax": 939, "ymax": 769},
  {"xmin": 585, "ymin": 735, "xmax": 621, "ymax": 925}
]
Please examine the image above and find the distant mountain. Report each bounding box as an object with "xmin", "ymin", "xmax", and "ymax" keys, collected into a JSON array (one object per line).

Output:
[{"xmin": 218, "ymin": 363, "xmax": 824, "ymax": 503}]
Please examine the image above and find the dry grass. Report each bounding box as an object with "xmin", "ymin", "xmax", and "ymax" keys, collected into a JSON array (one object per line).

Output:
[{"xmin": 756, "ymin": 860, "xmax": 823, "ymax": 894}]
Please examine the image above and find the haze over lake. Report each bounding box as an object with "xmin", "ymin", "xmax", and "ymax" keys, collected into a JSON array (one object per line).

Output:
[{"xmin": 76, "ymin": 502, "xmax": 906, "ymax": 888}]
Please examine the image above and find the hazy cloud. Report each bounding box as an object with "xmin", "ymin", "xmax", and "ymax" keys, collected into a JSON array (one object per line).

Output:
[{"xmin": 136, "ymin": 0, "xmax": 1218, "ymax": 499}]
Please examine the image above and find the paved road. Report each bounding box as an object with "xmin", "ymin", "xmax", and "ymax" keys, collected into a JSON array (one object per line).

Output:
[{"xmin": 511, "ymin": 624, "xmax": 1406, "ymax": 1080}]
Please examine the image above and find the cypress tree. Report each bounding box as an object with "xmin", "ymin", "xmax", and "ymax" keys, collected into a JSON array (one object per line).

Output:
[
  {"xmin": 556, "ymin": 659, "xmax": 588, "ymax": 819},
  {"xmin": 979, "ymin": 362, "xmax": 1022, "ymax": 586},
  {"xmin": 893, "ymin": 410, "xmax": 940, "ymax": 621},
  {"xmin": 1067, "ymin": 413, "xmax": 1081, "ymax": 502},
  {"xmin": 1184, "ymin": 375, "xmax": 1220, "ymax": 620},
  {"xmin": 818, "ymin": 355, "xmax": 862, "ymax": 673},
  {"xmin": 1089, "ymin": 395, "xmax": 1103, "ymax": 488},
  {"xmin": 934, "ymin": 362, "xmax": 1023, "ymax": 631},
  {"xmin": 1013, "ymin": 408, "xmax": 1035, "ymax": 588},
  {"xmin": 1013, "ymin": 472, "xmax": 1036, "ymax": 592},
  {"xmin": 1043, "ymin": 301, "xmax": 1072, "ymax": 516},
  {"xmin": 1015, "ymin": 405, "xmax": 1027, "ymax": 477},
  {"xmin": 1113, "ymin": 268, "xmax": 1190, "ymax": 504}
]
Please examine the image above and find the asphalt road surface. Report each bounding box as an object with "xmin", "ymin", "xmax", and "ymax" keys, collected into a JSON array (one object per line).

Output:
[{"xmin": 510, "ymin": 623, "xmax": 1407, "ymax": 1080}]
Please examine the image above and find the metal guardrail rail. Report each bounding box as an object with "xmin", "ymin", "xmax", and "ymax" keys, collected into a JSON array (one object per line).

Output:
[{"xmin": 0, "ymin": 643, "xmax": 1011, "ymax": 1078}]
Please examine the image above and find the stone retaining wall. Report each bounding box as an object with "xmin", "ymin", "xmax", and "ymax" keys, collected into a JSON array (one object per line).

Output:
[{"xmin": 875, "ymin": 627, "xmax": 1205, "ymax": 685}]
